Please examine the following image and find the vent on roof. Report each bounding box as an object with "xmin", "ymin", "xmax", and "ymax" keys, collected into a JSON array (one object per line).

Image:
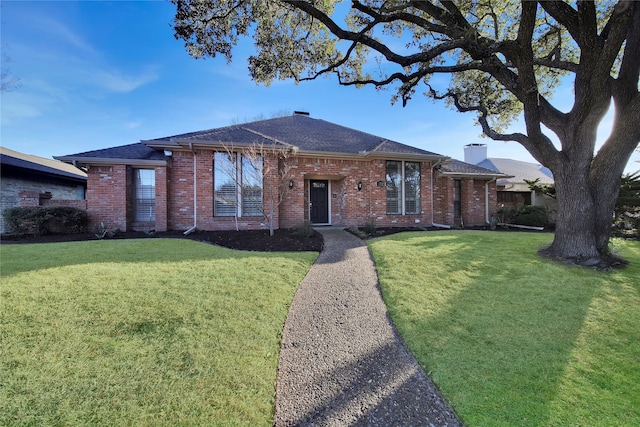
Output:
[{"xmin": 293, "ymin": 111, "xmax": 310, "ymax": 116}]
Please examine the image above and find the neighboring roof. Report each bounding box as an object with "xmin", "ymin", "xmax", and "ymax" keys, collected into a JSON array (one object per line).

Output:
[
  {"xmin": 1, "ymin": 146, "xmax": 87, "ymax": 181},
  {"xmin": 55, "ymin": 142, "xmax": 168, "ymax": 166},
  {"xmin": 144, "ymin": 114, "xmax": 444, "ymax": 159},
  {"xmin": 438, "ymin": 159, "xmax": 511, "ymax": 179},
  {"xmin": 477, "ymin": 158, "xmax": 554, "ymax": 184}
]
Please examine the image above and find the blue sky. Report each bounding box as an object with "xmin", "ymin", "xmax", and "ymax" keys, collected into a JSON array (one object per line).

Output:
[{"xmin": 2, "ymin": 1, "xmax": 638, "ymax": 172}]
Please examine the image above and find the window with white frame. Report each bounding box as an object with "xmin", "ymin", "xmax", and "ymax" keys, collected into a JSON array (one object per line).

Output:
[
  {"xmin": 214, "ymin": 152, "xmax": 263, "ymax": 217},
  {"xmin": 386, "ymin": 161, "xmax": 421, "ymax": 214},
  {"xmin": 134, "ymin": 169, "xmax": 155, "ymax": 221}
]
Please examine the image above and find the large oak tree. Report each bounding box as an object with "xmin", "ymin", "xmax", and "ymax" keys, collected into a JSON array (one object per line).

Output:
[{"xmin": 172, "ymin": 0, "xmax": 639, "ymax": 264}]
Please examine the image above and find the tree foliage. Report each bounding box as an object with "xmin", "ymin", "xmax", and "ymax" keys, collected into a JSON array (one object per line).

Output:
[
  {"xmin": 525, "ymin": 178, "xmax": 556, "ymax": 199},
  {"xmin": 172, "ymin": 0, "xmax": 640, "ymax": 264}
]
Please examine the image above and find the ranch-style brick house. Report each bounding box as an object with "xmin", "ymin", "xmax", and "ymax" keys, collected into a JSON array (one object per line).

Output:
[{"xmin": 56, "ymin": 113, "xmax": 507, "ymax": 233}]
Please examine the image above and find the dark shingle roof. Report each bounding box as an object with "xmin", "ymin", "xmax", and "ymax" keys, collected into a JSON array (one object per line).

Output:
[
  {"xmin": 147, "ymin": 115, "xmax": 442, "ymax": 157},
  {"xmin": 439, "ymin": 159, "xmax": 510, "ymax": 177},
  {"xmin": 55, "ymin": 143, "xmax": 167, "ymax": 163}
]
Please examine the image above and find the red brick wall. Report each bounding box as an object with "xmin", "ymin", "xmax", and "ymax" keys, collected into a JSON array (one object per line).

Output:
[
  {"xmin": 433, "ymin": 175, "xmax": 498, "ymax": 227},
  {"xmin": 278, "ymin": 157, "xmax": 436, "ymax": 229},
  {"xmin": 83, "ymin": 151, "xmax": 500, "ymax": 232},
  {"xmin": 166, "ymin": 149, "xmax": 276, "ymax": 232},
  {"xmin": 433, "ymin": 176, "xmax": 454, "ymax": 226},
  {"xmin": 18, "ymin": 190, "xmax": 87, "ymax": 210},
  {"xmin": 87, "ymin": 165, "xmax": 127, "ymax": 230},
  {"xmin": 154, "ymin": 166, "xmax": 168, "ymax": 232}
]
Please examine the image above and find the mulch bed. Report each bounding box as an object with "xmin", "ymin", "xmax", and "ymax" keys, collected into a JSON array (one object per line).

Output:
[
  {"xmin": 1, "ymin": 225, "xmax": 539, "ymax": 252},
  {"xmin": 0, "ymin": 228, "xmax": 325, "ymax": 252}
]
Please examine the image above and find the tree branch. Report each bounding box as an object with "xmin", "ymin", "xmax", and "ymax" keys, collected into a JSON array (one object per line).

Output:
[
  {"xmin": 426, "ymin": 84, "xmax": 528, "ymax": 144},
  {"xmin": 538, "ymin": 1, "xmax": 581, "ymax": 46},
  {"xmin": 615, "ymin": 2, "xmax": 640, "ymax": 103},
  {"xmin": 532, "ymin": 57, "xmax": 578, "ymax": 72}
]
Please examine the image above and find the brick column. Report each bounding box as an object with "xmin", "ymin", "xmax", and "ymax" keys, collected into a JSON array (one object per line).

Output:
[
  {"xmin": 155, "ymin": 165, "xmax": 168, "ymax": 232},
  {"xmin": 87, "ymin": 165, "xmax": 128, "ymax": 231}
]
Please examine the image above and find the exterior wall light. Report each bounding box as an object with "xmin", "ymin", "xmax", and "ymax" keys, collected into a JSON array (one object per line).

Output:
[
  {"xmin": 357, "ymin": 181, "xmax": 363, "ymax": 191},
  {"xmin": 288, "ymin": 179, "xmax": 294, "ymax": 189},
  {"xmin": 164, "ymin": 150, "xmax": 173, "ymax": 157}
]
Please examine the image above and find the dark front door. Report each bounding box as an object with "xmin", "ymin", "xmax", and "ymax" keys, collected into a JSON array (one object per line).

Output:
[{"xmin": 310, "ymin": 180, "xmax": 329, "ymax": 224}]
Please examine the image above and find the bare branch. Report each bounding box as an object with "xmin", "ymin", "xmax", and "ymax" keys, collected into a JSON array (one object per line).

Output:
[
  {"xmin": 217, "ymin": 141, "xmax": 294, "ymax": 236},
  {"xmin": 532, "ymin": 57, "xmax": 578, "ymax": 72},
  {"xmin": 425, "ymin": 84, "xmax": 528, "ymax": 144}
]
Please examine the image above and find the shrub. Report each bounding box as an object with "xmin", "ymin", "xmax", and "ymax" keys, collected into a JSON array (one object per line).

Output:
[
  {"xmin": 2, "ymin": 206, "xmax": 88, "ymax": 235},
  {"xmin": 497, "ymin": 205, "xmax": 550, "ymax": 227},
  {"xmin": 362, "ymin": 218, "xmax": 376, "ymax": 235},
  {"xmin": 92, "ymin": 222, "xmax": 121, "ymax": 239},
  {"xmin": 292, "ymin": 221, "xmax": 314, "ymax": 238}
]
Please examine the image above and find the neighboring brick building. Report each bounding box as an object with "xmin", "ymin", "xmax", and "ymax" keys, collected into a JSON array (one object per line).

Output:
[
  {"xmin": 1, "ymin": 146, "xmax": 87, "ymax": 234},
  {"xmin": 55, "ymin": 113, "xmax": 505, "ymax": 232}
]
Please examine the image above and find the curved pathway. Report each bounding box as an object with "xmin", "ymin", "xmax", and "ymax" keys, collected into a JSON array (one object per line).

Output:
[{"xmin": 274, "ymin": 229, "xmax": 461, "ymax": 426}]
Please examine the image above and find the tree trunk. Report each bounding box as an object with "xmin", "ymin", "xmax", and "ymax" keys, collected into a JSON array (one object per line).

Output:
[
  {"xmin": 269, "ymin": 199, "xmax": 275, "ymax": 237},
  {"xmin": 543, "ymin": 134, "xmax": 637, "ymax": 265},
  {"xmin": 591, "ymin": 164, "xmax": 624, "ymax": 255},
  {"xmin": 545, "ymin": 163, "xmax": 600, "ymax": 261}
]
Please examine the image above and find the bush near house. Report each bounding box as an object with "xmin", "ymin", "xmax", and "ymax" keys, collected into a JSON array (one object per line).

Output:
[
  {"xmin": 613, "ymin": 171, "xmax": 640, "ymax": 239},
  {"xmin": 2, "ymin": 206, "xmax": 87, "ymax": 235},
  {"xmin": 497, "ymin": 205, "xmax": 551, "ymax": 228}
]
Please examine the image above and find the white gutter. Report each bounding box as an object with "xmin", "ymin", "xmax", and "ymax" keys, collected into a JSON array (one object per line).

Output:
[
  {"xmin": 183, "ymin": 143, "xmax": 197, "ymax": 235},
  {"xmin": 431, "ymin": 159, "xmax": 451, "ymax": 229},
  {"xmin": 485, "ymin": 177, "xmax": 497, "ymax": 224}
]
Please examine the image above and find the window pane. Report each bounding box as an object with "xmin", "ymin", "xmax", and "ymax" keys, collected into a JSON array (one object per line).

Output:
[
  {"xmin": 404, "ymin": 162, "xmax": 421, "ymax": 214},
  {"xmin": 214, "ymin": 152, "xmax": 237, "ymax": 216},
  {"xmin": 241, "ymin": 155, "xmax": 263, "ymax": 216},
  {"xmin": 134, "ymin": 169, "xmax": 155, "ymax": 221},
  {"xmin": 386, "ymin": 161, "xmax": 401, "ymax": 214}
]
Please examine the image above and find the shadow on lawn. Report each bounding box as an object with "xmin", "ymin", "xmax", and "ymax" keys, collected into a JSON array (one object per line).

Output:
[{"xmin": 378, "ymin": 233, "xmax": 601, "ymax": 425}]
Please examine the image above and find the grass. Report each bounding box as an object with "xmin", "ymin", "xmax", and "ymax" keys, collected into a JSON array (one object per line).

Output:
[
  {"xmin": 368, "ymin": 231, "xmax": 640, "ymax": 426},
  {"xmin": 0, "ymin": 239, "xmax": 317, "ymax": 426}
]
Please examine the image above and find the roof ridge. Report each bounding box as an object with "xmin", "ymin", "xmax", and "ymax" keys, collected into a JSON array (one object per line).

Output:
[
  {"xmin": 370, "ymin": 139, "xmax": 389, "ymax": 152},
  {"xmin": 241, "ymin": 127, "xmax": 298, "ymax": 150}
]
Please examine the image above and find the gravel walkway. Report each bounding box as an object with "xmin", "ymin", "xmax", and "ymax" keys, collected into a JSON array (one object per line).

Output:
[{"xmin": 274, "ymin": 229, "xmax": 462, "ymax": 426}]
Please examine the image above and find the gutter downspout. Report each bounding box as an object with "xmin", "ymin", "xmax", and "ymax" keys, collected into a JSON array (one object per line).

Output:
[
  {"xmin": 485, "ymin": 177, "xmax": 497, "ymax": 224},
  {"xmin": 431, "ymin": 159, "xmax": 451, "ymax": 229},
  {"xmin": 183, "ymin": 143, "xmax": 198, "ymax": 235}
]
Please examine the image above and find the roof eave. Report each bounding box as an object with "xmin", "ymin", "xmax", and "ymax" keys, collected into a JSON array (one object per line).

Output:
[
  {"xmin": 438, "ymin": 171, "xmax": 513, "ymax": 179},
  {"xmin": 366, "ymin": 152, "xmax": 448, "ymax": 162},
  {"xmin": 143, "ymin": 141, "xmax": 447, "ymax": 161},
  {"xmin": 54, "ymin": 156, "xmax": 167, "ymax": 167}
]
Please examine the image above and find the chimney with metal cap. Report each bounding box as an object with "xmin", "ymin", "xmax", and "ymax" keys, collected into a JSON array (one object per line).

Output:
[{"xmin": 464, "ymin": 143, "xmax": 487, "ymax": 165}]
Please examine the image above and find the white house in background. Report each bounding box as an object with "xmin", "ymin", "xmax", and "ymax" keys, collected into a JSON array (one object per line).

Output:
[{"xmin": 464, "ymin": 143, "xmax": 556, "ymax": 211}]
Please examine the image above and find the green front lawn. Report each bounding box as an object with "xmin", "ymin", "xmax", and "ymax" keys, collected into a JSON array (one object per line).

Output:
[
  {"xmin": 0, "ymin": 239, "xmax": 317, "ymax": 426},
  {"xmin": 369, "ymin": 231, "xmax": 640, "ymax": 426}
]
